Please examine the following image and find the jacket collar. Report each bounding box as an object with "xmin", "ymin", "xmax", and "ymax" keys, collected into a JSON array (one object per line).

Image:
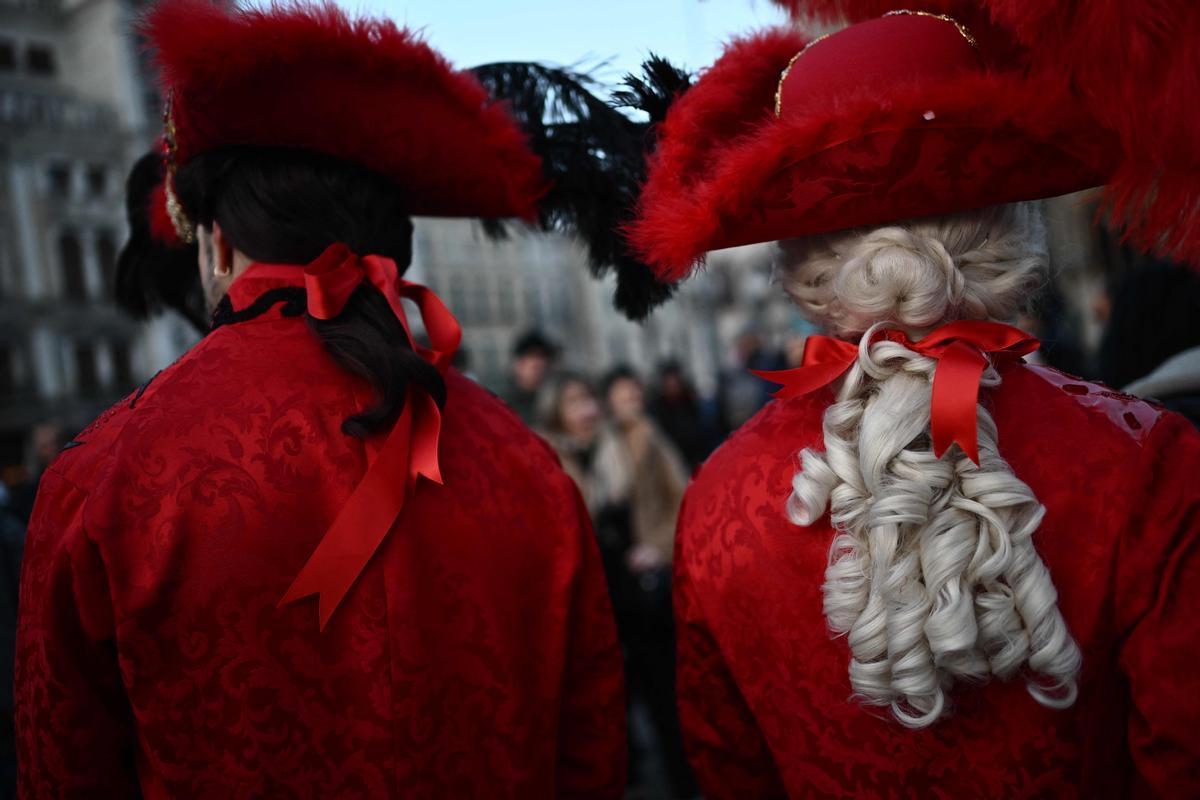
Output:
[
  {"xmin": 226, "ymin": 263, "xmax": 307, "ymax": 310},
  {"xmin": 211, "ymin": 263, "xmax": 308, "ymax": 330}
]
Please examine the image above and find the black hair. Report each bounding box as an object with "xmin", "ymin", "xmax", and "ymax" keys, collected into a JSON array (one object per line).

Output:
[
  {"xmin": 512, "ymin": 329, "xmax": 559, "ymax": 359},
  {"xmin": 601, "ymin": 364, "xmax": 641, "ymax": 398},
  {"xmin": 658, "ymin": 358, "xmax": 684, "ymax": 376},
  {"xmin": 174, "ymin": 145, "xmax": 444, "ymax": 439},
  {"xmin": 114, "ymin": 153, "xmax": 208, "ymax": 331}
]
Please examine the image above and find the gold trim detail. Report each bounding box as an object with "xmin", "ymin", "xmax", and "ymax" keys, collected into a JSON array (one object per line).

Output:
[
  {"xmin": 882, "ymin": 9, "xmax": 978, "ymax": 50},
  {"xmin": 773, "ymin": 32, "xmax": 833, "ymax": 117},
  {"xmin": 161, "ymin": 92, "xmax": 196, "ymax": 244},
  {"xmin": 774, "ymin": 10, "xmax": 978, "ymax": 118},
  {"xmin": 165, "ymin": 178, "xmax": 195, "ymax": 245}
]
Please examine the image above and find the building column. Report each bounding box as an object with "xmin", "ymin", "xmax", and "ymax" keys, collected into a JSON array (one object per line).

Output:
[
  {"xmin": 81, "ymin": 229, "xmax": 105, "ymax": 300},
  {"xmin": 7, "ymin": 162, "xmax": 46, "ymax": 299},
  {"xmin": 29, "ymin": 327, "xmax": 64, "ymax": 399},
  {"xmin": 95, "ymin": 339, "xmax": 114, "ymax": 389}
]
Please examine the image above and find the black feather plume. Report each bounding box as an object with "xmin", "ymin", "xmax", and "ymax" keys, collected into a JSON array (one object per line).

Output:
[
  {"xmin": 612, "ymin": 54, "xmax": 691, "ymax": 126},
  {"xmin": 472, "ymin": 56, "xmax": 691, "ymax": 320}
]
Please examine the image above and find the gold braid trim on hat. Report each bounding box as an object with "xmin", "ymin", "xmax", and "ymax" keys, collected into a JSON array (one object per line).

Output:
[
  {"xmin": 774, "ymin": 10, "xmax": 977, "ymax": 118},
  {"xmin": 162, "ymin": 93, "xmax": 196, "ymax": 245},
  {"xmin": 882, "ymin": 9, "xmax": 978, "ymax": 49},
  {"xmin": 773, "ymin": 32, "xmax": 833, "ymax": 117}
]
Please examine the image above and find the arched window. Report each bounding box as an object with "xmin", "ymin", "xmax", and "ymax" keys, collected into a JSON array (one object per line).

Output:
[{"xmin": 58, "ymin": 230, "xmax": 86, "ymax": 300}]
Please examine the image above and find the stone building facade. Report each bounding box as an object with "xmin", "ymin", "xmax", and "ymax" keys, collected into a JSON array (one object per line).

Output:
[{"xmin": 0, "ymin": 0, "xmax": 195, "ymax": 466}]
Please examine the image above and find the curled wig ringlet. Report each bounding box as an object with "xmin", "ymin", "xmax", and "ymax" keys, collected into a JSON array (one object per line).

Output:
[{"xmin": 778, "ymin": 203, "xmax": 1081, "ymax": 727}]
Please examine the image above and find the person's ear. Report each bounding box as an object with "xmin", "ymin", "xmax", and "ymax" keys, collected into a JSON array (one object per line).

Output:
[
  {"xmin": 211, "ymin": 221, "xmax": 235, "ymax": 277},
  {"xmin": 195, "ymin": 225, "xmax": 213, "ymax": 276}
]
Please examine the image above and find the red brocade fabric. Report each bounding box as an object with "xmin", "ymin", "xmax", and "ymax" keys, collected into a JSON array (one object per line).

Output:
[
  {"xmin": 15, "ymin": 270, "xmax": 625, "ymax": 799},
  {"xmin": 675, "ymin": 364, "xmax": 1200, "ymax": 799}
]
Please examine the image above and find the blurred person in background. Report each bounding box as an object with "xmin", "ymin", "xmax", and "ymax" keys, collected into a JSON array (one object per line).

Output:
[
  {"xmin": 544, "ymin": 369, "xmax": 696, "ymax": 798},
  {"xmin": 541, "ymin": 372, "xmax": 605, "ymax": 487},
  {"xmin": 719, "ymin": 327, "xmax": 786, "ymax": 431},
  {"xmin": 6, "ymin": 423, "xmax": 65, "ymax": 525},
  {"xmin": 15, "ymin": 2, "xmax": 624, "ymax": 796},
  {"xmin": 0, "ymin": 481, "xmax": 22, "ymax": 800},
  {"xmin": 1098, "ymin": 260, "xmax": 1200, "ymax": 425},
  {"xmin": 601, "ymin": 367, "xmax": 688, "ymax": 585},
  {"xmin": 649, "ymin": 360, "xmax": 718, "ymax": 469},
  {"xmin": 503, "ymin": 329, "xmax": 560, "ymax": 426},
  {"xmin": 782, "ymin": 325, "xmax": 811, "ymax": 369},
  {"xmin": 625, "ymin": 5, "xmax": 1200, "ymax": 797},
  {"xmin": 1016, "ymin": 282, "xmax": 1089, "ymax": 375},
  {"xmin": 0, "ymin": 422, "xmax": 59, "ymax": 799}
]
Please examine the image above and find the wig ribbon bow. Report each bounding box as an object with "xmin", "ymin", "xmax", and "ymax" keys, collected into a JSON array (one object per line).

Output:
[
  {"xmin": 753, "ymin": 320, "xmax": 1038, "ymax": 464},
  {"xmin": 260, "ymin": 243, "xmax": 461, "ymax": 629}
]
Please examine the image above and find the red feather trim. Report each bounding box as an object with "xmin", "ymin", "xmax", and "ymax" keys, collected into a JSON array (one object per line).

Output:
[
  {"xmin": 984, "ymin": 0, "xmax": 1200, "ymax": 264},
  {"xmin": 142, "ymin": 0, "xmax": 545, "ymax": 220},
  {"xmin": 624, "ymin": 28, "xmax": 806, "ymax": 276}
]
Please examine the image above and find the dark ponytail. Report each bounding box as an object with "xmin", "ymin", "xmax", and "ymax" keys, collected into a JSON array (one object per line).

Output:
[
  {"xmin": 114, "ymin": 153, "xmax": 208, "ymax": 331},
  {"xmin": 174, "ymin": 146, "xmax": 445, "ymax": 438}
]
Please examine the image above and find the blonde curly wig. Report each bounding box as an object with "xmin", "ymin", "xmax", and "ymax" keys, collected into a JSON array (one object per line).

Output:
[{"xmin": 778, "ymin": 202, "xmax": 1081, "ymax": 727}]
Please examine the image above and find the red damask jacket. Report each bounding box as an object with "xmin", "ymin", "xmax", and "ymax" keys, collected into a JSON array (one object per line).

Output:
[
  {"xmin": 675, "ymin": 363, "xmax": 1200, "ymax": 799},
  {"xmin": 16, "ymin": 269, "xmax": 626, "ymax": 799}
]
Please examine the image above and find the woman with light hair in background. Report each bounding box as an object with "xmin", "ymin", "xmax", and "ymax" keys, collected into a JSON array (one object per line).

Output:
[
  {"xmin": 542, "ymin": 370, "xmax": 696, "ymax": 798},
  {"xmin": 621, "ymin": 6, "xmax": 1200, "ymax": 798}
]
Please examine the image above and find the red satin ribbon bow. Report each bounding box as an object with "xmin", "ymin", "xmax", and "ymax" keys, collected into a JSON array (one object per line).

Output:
[
  {"xmin": 259, "ymin": 243, "xmax": 461, "ymax": 629},
  {"xmin": 752, "ymin": 320, "xmax": 1038, "ymax": 465}
]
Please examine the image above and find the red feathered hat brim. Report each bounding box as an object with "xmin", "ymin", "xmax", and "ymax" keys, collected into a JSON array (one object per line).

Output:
[
  {"xmin": 628, "ymin": 23, "xmax": 1119, "ymax": 281},
  {"xmin": 144, "ymin": 0, "xmax": 545, "ymax": 221},
  {"xmin": 631, "ymin": 72, "xmax": 1115, "ymax": 279}
]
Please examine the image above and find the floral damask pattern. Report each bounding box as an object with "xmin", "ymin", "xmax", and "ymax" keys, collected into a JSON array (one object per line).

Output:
[
  {"xmin": 675, "ymin": 363, "xmax": 1200, "ymax": 799},
  {"xmin": 16, "ymin": 271, "xmax": 626, "ymax": 799}
]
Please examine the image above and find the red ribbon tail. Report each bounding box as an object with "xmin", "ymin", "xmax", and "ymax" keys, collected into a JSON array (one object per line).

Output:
[
  {"xmin": 930, "ymin": 341, "xmax": 987, "ymax": 464},
  {"xmin": 276, "ymin": 249, "xmax": 461, "ymax": 630},
  {"xmin": 751, "ymin": 361, "xmax": 854, "ymax": 399},
  {"xmin": 278, "ymin": 397, "xmax": 417, "ymax": 630},
  {"xmin": 410, "ymin": 393, "xmax": 443, "ymax": 485}
]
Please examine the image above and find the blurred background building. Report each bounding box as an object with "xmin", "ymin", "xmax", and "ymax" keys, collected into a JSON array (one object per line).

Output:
[
  {"xmin": 409, "ymin": 219, "xmax": 731, "ymax": 394},
  {"xmin": 0, "ymin": 0, "xmax": 196, "ymax": 472}
]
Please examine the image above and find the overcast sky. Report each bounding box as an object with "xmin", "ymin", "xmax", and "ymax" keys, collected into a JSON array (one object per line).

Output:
[{"xmin": 330, "ymin": 0, "xmax": 789, "ymax": 81}]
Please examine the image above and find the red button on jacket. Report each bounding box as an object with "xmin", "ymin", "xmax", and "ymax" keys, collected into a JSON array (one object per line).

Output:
[
  {"xmin": 16, "ymin": 270, "xmax": 626, "ymax": 799},
  {"xmin": 675, "ymin": 363, "xmax": 1200, "ymax": 799}
]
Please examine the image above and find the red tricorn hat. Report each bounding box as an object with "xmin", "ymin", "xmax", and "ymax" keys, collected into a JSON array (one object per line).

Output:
[
  {"xmin": 142, "ymin": 0, "xmax": 546, "ymax": 242},
  {"xmin": 627, "ymin": 11, "xmax": 1118, "ymax": 282},
  {"xmin": 765, "ymin": 0, "xmax": 1200, "ymax": 270}
]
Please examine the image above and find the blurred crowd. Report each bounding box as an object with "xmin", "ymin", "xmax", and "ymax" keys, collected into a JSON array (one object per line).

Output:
[{"xmin": 503, "ymin": 332, "xmax": 717, "ymax": 798}]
